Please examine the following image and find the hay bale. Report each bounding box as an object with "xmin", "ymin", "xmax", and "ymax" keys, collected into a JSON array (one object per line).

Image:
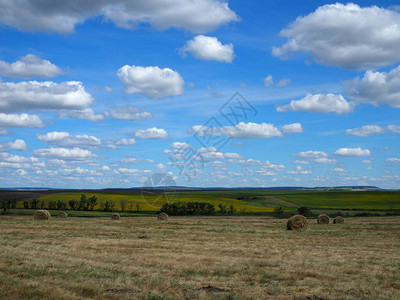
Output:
[
  {"xmin": 333, "ymin": 216, "xmax": 344, "ymax": 224},
  {"xmin": 111, "ymin": 213, "xmax": 120, "ymax": 220},
  {"xmin": 57, "ymin": 211, "xmax": 68, "ymax": 218},
  {"xmin": 287, "ymin": 214, "xmax": 308, "ymax": 230},
  {"xmin": 34, "ymin": 210, "xmax": 50, "ymax": 220},
  {"xmin": 157, "ymin": 212, "xmax": 169, "ymax": 220},
  {"xmin": 317, "ymin": 214, "xmax": 330, "ymax": 224}
]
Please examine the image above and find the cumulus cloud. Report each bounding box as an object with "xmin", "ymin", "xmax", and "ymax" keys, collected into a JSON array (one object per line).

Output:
[
  {"xmin": 116, "ymin": 138, "xmax": 136, "ymax": 146},
  {"xmin": 334, "ymin": 147, "xmax": 371, "ymax": 157},
  {"xmin": 117, "ymin": 65, "xmax": 184, "ymax": 99},
  {"xmin": 6, "ymin": 139, "xmax": 28, "ymax": 151},
  {"xmin": 281, "ymin": 123, "xmax": 303, "ymax": 134},
  {"xmin": 135, "ymin": 127, "xmax": 169, "ymax": 139},
  {"xmin": 287, "ymin": 166, "xmax": 312, "ymax": 175},
  {"xmin": 272, "ymin": 3, "xmax": 400, "ymax": 70},
  {"xmin": 277, "ymin": 79, "xmax": 291, "ymax": 87},
  {"xmin": 333, "ymin": 168, "xmax": 345, "ymax": 172},
  {"xmin": 222, "ymin": 122, "xmax": 283, "ymax": 139},
  {"xmin": 314, "ymin": 158, "xmax": 337, "ymax": 164},
  {"xmin": 277, "ymin": 94, "xmax": 355, "ymax": 114},
  {"xmin": 180, "ymin": 35, "xmax": 234, "ymax": 63},
  {"xmin": 0, "ymin": 54, "xmax": 62, "ymax": 78},
  {"xmin": 346, "ymin": 65, "xmax": 400, "ymax": 108},
  {"xmin": 0, "ymin": 113, "xmax": 44, "ymax": 128},
  {"xmin": 388, "ymin": 125, "xmax": 400, "ymax": 133},
  {"xmin": 387, "ymin": 157, "xmax": 400, "ymax": 162},
  {"xmin": 296, "ymin": 151, "xmax": 328, "ymax": 158},
  {"xmin": 264, "ymin": 75, "xmax": 274, "ymax": 88},
  {"xmin": 33, "ymin": 147, "xmax": 95, "ymax": 161},
  {"xmin": 0, "ymin": 0, "xmax": 238, "ymax": 34},
  {"xmin": 346, "ymin": 125, "xmax": 385, "ymax": 137},
  {"xmin": 108, "ymin": 106, "xmax": 153, "ymax": 120},
  {"xmin": 59, "ymin": 108, "xmax": 104, "ymax": 121},
  {"xmin": 121, "ymin": 157, "xmax": 153, "ymax": 164},
  {"xmin": 0, "ymin": 81, "xmax": 93, "ymax": 113},
  {"xmin": 37, "ymin": 131, "xmax": 101, "ymax": 148}
]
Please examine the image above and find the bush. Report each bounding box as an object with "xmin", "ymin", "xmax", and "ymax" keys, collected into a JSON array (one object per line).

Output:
[
  {"xmin": 57, "ymin": 200, "xmax": 67, "ymax": 210},
  {"xmin": 48, "ymin": 201, "xmax": 57, "ymax": 210},
  {"xmin": 68, "ymin": 199, "xmax": 77, "ymax": 210},
  {"xmin": 228, "ymin": 205, "xmax": 236, "ymax": 215},
  {"xmin": 218, "ymin": 204, "xmax": 227, "ymax": 215},
  {"xmin": 30, "ymin": 198, "xmax": 40, "ymax": 209},
  {"xmin": 273, "ymin": 206, "xmax": 284, "ymax": 217},
  {"xmin": 297, "ymin": 206, "xmax": 313, "ymax": 217},
  {"xmin": 160, "ymin": 202, "xmax": 216, "ymax": 216},
  {"xmin": 23, "ymin": 200, "xmax": 29, "ymax": 209}
]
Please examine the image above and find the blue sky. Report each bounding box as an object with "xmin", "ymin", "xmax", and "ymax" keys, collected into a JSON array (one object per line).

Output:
[{"xmin": 0, "ymin": 0, "xmax": 399, "ymax": 189}]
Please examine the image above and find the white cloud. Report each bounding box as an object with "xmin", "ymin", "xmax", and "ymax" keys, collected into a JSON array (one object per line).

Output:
[
  {"xmin": 333, "ymin": 168, "xmax": 345, "ymax": 172},
  {"xmin": 0, "ymin": 0, "xmax": 238, "ymax": 34},
  {"xmin": 387, "ymin": 158, "xmax": 400, "ymax": 162},
  {"xmin": 346, "ymin": 66, "xmax": 400, "ymax": 108},
  {"xmin": 334, "ymin": 147, "xmax": 371, "ymax": 157},
  {"xmin": 0, "ymin": 81, "xmax": 93, "ymax": 112},
  {"xmin": 0, "ymin": 54, "xmax": 62, "ymax": 78},
  {"xmin": 37, "ymin": 131, "xmax": 101, "ymax": 148},
  {"xmin": 16, "ymin": 169, "xmax": 27, "ymax": 176},
  {"xmin": 294, "ymin": 160, "xmax": 309, "ymax": 165},
  {"xmin": 6, "ymin": 139, "xmax": 28, "ymax": 151},
  {"xmin": 362, "ymin": 159, "xmax": 372, "ymax": 164},
  {"xmin": 59, "ymin": 108, "xmax": 104, "ymax": 121},
  {"xmin": 277, "ymin": 79, "xmax": 291, "ymax": 87},
  {"xmin": 281, "ymin": 123, "xmax": 303, "ymax": 134},
  {"xmin": 314, "ymin": 158, "xmax": 337, "ymax": 164},
  {"xmin": 222, "ymin": 122, "xmax": 282, "ymax": 139},
  {"xmin": 264, "ymin": 75, "xmax": 274, "ymax": 88},
  {"xmin": 277, "ymin": 94, "xmax": 355, "ymax": 114},
  {"xmin": 117, "ymin": 65, "xmax": 184, "ymax": 99},
  {"xmin": 180, "ymin": 35, "xmax": 234, "ymax": 63},
  {"xmin": 272, "ymin": 3, "xmax": 400, "ymax": 70},
  {"xmin": 287, "ymin": 166, "xmax": 312, "ymax": 175},
  {"xmin": 346, "ymin": 125, "xmax": 385, "ymax": 137},
  {"xmin": 296, "ymin": 151, "xmax": 328, "ymax": 158},
  {"xmin": 105, "ymin": 86, "xmax": 113, "ymax": 93},
  {"xmin": 0, "ymin": 113, "xmax": 44, "ymax": 128},
  {"xmin": 33, "ymin": 147, "xmax": 95, "ymax": 161},
  {"xmin": 121, "ymin": 158, "xmax": 153, "ymax": 164},
  {"xmin": 388, "ymin": 125, "xmax": 400, "ymax": 133},
  {"xmin": 116, "ymin": 138, "xmax": 136, "ymax": 146},
  {"xmin": 108, "ymin": 106, "xmax": 153, "ymax": 120},
  {"xmin": 135, "ymin": 127, "xmax": 169, "ymax": 139},
  {"xmin": 0, "ymin": 129, "xmax": 8, "ymax": 135}
]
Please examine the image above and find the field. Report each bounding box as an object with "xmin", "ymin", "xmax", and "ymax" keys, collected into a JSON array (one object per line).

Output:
[
  {"xmin": 20, "ymin": 190, "xmax": 400, "ymax": 215},
  {"xmin": 1, "ymin": 215, "xmax": 400, "ymax": 299}
]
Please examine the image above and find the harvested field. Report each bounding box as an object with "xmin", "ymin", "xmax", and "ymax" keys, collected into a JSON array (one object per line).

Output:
[{"xmin": 0, "ymin": 216, "xmax": 399, "ymax": 299}]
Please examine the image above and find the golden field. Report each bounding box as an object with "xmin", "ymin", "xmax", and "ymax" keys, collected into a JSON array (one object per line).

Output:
[{"xmin": 1, "ymin": 215, "xmax": 400, "ymax": 299}]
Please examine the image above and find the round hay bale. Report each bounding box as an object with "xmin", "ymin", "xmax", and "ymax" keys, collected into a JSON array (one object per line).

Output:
[
  {"xmin": 333, "ymin": 216, "xmax": 344, "ymax": 224},
  {"xmin": 317, "ymin": 214, "xmax": 330, "ymax": 224},
  {"xmin": 111, "ymin": 213, "xmax": 120, "ymax": 220},
  {"xmin": 34, "ymin": 210, "xmax": 50, "ymax": 220},
  {"xmin": 57, "ymin": 211, "xmax": 68, "ymax": 218},
  {"xmin": 157, "ymin": 212, "xmax": 169, "ymax": 220},
  {"xmin": 287, "ymin": 214, "xmax": 308, "ymax": 230}
]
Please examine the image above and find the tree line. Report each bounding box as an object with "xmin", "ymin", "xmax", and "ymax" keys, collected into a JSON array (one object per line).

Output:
[{"xmin": 160, "ymin": 202, "xmax": 236, "ymax": 215}]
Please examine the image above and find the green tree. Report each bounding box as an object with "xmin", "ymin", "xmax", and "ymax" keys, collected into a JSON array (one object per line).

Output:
[
  {"xmin": 273, "ymin": 206, "xmax": 284, "ymax": 217},
  {"xmin": 89, "ymin": 196, "xmax": 98, "ymax": 211},
  {"xmin": 228, "ymin": 205, "xmax": 236, "ymax": 215},
  {"xmin": 218, "ymin": 204, "xmax": 227, "ymax": 215},
  {"xmin": 30, "ymin": 198, "xmax": 40, "ymax": 209},
  {"xmin": 68, "ymin": 199, "xmax": 77, "ymax": 210},
  {"xmin": 120, "ymin": 199, "xmax": 127, "ymax": 212}
]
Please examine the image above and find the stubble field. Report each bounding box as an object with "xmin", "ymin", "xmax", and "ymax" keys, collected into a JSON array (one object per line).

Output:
[{"xmin": 0, "ymin": 215, "xmax": 400, "ymax": 299}]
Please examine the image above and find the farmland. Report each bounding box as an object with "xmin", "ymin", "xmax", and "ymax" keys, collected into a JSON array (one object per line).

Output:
[
  {"xmin": 0, "ymin": 215, "xmax": 400, "ymax": 299},
  {"xmin": 13, "ymin": 189, "xmax": 400, "ymax": 215}
]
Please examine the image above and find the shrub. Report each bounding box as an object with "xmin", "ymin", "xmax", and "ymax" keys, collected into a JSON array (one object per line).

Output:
[
  {"xmin": 23, "ymin": 200, "xmax": 29, "ymax": 209},
  {"xmin": 48, "ymin": 201, "xmax": 57, "ymax": 210},
  {"xmin": 160, "ymin": 202, "xmax": 216, "ymax": 216},
  {"xmin": 273, "ymin": 206, "xmax": 284, "ymax": 217},
  {"xmin": 57, "ymin": 200, "xmax": 67, "ymax": 210},
  {"xmin": 228, "ymin": 205, "xmax": 236, "ymax": 215},
  {"xmin": 297, "ymin": 206, "xmax": 312, "ymax": 217},
  {"xmin": 218, "ymin": 204, "xmax": 227, "ymax": 215}
]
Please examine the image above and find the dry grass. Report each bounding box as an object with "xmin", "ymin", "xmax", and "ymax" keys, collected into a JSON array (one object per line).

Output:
[{"xmin": 0, "ymin": 215, "xmax": 400, "ymax": 299}]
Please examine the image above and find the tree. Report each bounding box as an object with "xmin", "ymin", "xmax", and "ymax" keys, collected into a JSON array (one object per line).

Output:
[
  {"xmin": 110, "ymin": 200, "xmax": 116, "ymax": 212},
  {"xmin": 128, "ymin": 203, "xmax": 133, "ymax": 212},
  {"xmin": 23, "ymin": 200, "xmax": 29, "ymax": 209},
  {"xmin": 104, "ymin": 200, "xmax": 112, "ymax": 212},
  {"xmin": 30, "ymin": 198, "xmax": 40, "ymax": 209},
  {"xmin": 136, "ymin": 203, "xmax": 142, "ymax": 212},
  {"xmin": 89, "ymin": 196, "xmax": 98, "ymax": 211},
  {"xmin": 297, "ymin": 206, "xmax": 312, "ymax": 217},
  {"xmin": 78, "ymin": 195, "xmax": 88, "ymax": 210},
  {"xmin": 1, "ymin": 199, "xmax": 9, "ymax": 214},
  {"xmin": 120, "ymin": 199, "xmax": 127, "ymax": 212},
  {"xmin": 57, "ymin": 200, "xmax": 67, "ymax": 210},
  {"xmin": 218, "ymin": 204, "xmax": 227, "ymax": 215},
  {"xmin": 228, "ymin": 205, "xmax": 236, "ymax": 215},
  {"xmin": 273, "ymin": 206, "xmax": 284, "ymax": 217},
  {"xmin": 68, "ymin": 199, "xmax": 77, "ymax": 210}
]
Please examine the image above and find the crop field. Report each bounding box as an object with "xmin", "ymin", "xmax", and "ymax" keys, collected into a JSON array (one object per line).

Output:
[
  {"xmin": 25, "ymin": 190, "xmax": 400, "ymax": 214},
  {"xmin": 0, "ymin": 215, "xmax": 400, "ymax": 299}
]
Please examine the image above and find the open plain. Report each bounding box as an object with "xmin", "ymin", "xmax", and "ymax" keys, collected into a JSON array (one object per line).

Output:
[{"xmin": 1, "ymin": 215, "xmax": 399, "ymax": 299}]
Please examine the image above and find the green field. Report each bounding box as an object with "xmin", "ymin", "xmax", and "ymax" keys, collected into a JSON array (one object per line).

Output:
[{"xmin": 24, "ymin": 189, "xmax": 400, "ymax": 214}]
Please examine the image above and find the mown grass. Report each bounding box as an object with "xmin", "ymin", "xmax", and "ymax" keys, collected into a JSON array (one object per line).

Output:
[{"xmin": 0, "ymin": 215, "xmax": 399, "ymax": 299}]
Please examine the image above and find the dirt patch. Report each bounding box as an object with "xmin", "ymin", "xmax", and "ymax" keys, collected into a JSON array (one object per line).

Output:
[
  {"xmin": 198, "ymin": 285, "xmax": 230, "ymax": 293},
  {"xmin": 105, "ymin": 288, "xmax": 140, "ymax": 294}
]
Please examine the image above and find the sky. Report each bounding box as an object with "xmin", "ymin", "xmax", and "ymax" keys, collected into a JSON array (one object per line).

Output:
[{"xmin": 0, "ymin": 0, "xmax": 400, "ymax": 189}]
